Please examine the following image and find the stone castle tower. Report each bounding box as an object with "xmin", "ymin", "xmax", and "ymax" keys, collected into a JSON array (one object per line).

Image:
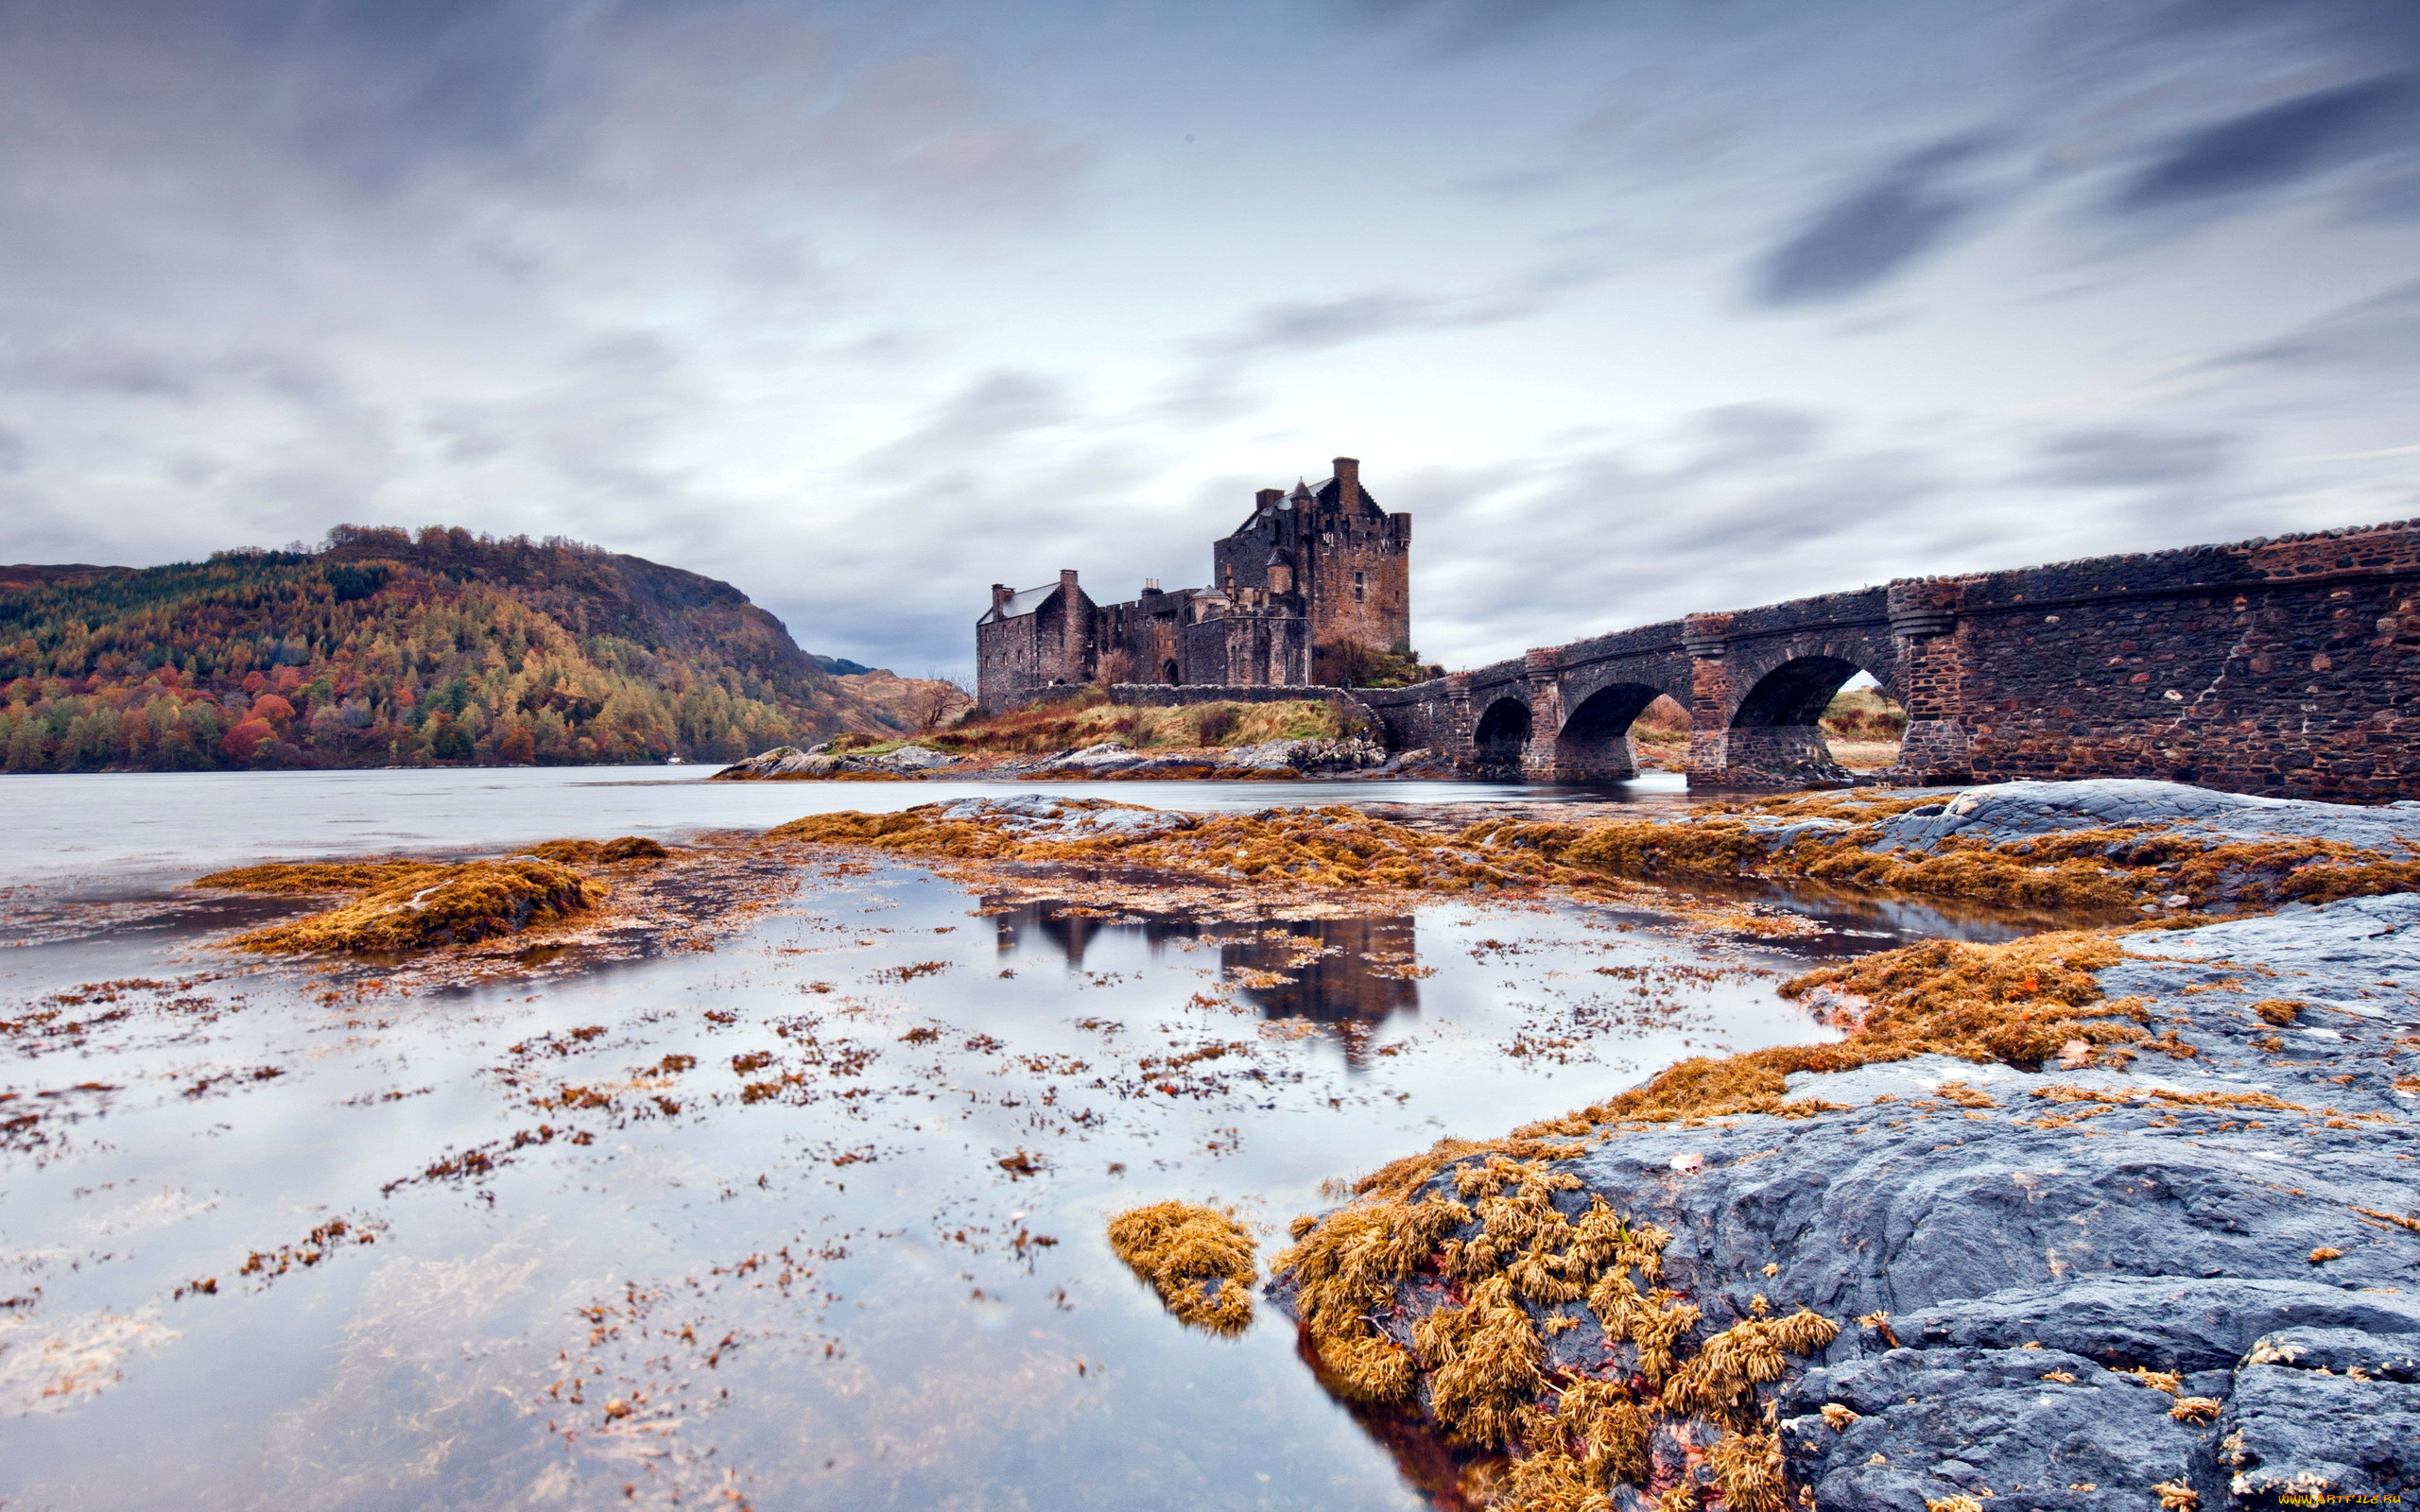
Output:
[
  {"xmin": 976, "ymin": 456, "xmax": 1412, "ymax": 709},
  {"xmin": 1209, "ymin": 457, "xmax": 1410, "ymax": 685}
]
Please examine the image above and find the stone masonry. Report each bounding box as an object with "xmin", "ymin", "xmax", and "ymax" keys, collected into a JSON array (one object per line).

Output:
[
  {"xmin": 975, "ymin": 458, "xmax": 1411, "ymax": 711},
  {"xmin": 1356, "ymin": 517, "xmax": 2420, "ymax": 799}
]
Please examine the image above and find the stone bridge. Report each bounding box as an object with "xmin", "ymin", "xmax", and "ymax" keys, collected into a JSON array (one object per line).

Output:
[{"xmin": 1357, "ymin": 519, "xmax": 2420, "ymax": 799}]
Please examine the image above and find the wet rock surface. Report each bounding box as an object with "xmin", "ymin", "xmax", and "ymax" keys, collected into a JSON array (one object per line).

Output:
[
  {"xmin": 712, "ymin": 741, "xmax": 963, "ymax": 777},
  {"xmin": 931, "ymin": 794, "xmax": 1195, "ymax": 838},
  {"xmin": 717, "ymin": 734, "xmax": 1401, "ymax": 780},
  {"xmin": 1870, "ymin": 779, "xmax": 2420, "ymax": 855},
  {"xmin": 1277, "ymin": 891, "xmax": 2420, "ymax": 1509},
  {"xmin": 1222, "ymin": 736, "xmax": 1389, "ymax": 773}
]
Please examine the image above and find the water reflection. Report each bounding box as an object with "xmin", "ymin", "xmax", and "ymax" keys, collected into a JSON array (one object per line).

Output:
[{"xmin": 986, "ymin": 900, "xmax": 1422, "ymax": 1061}]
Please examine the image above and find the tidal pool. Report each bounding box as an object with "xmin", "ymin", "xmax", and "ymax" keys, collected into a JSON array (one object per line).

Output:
[{"xmin": 0, "ymin": 767, "xmax": 2056, "ymax": 1510}]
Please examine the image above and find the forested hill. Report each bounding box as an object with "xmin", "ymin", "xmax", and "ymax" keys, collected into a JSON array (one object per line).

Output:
[{"xmin": 0, "ymin": 524, "xmax": 924, "ymax": 772}]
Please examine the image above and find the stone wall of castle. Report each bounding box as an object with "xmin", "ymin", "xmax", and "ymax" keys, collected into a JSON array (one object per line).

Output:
[{"xmin": 977, "ymin": 458, "xmax": 1406, "ymax": 709}]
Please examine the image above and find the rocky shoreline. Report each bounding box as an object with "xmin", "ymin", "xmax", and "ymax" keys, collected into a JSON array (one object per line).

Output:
[{"xmin": 1259, "ymin": 782, "xmax": 2420, "ymax": 1511}]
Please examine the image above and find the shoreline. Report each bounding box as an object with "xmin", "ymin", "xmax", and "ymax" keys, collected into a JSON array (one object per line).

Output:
[{"xmin": 1252, "ymin": 780, "xmax": 2420, "ymax": 1511}]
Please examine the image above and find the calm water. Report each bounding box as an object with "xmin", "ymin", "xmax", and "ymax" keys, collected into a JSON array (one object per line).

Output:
[
  {"xmin": 0, "ymin": 765, "xmax": 1697, "ymax": 890},
  {"xmin": 0, "ymin": 767, "xmax": 2018, "ymax": 1510}
]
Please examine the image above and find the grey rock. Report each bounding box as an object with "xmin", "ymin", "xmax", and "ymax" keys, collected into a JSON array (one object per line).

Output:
[
  {"xmin": 1223, "ymin": 736, "xmax": 1387, "ymax": 773},
  {"xmin": 932, "ymin": 794, "xmax": 1194, "ymax": 839},
  {"xmin": 2222, "ymin": 1353, "xmax": 2420, "ymax": 1502},
  {"xmin": 1867, "ymin": 778, "xmax": 2420, "ymax": 857},
  {"xmin": 1055, "ymin": 741, "xmax": 1147, "ymax": 771},
  {"xmin": 863, "ymin": 744, "xmax": 956, "ymax": 771},
  {"xmin": 1279, "ymin": 890, "xmax": 2420, "ymax": 1508},
  {"xmin": 713, "ymin": 745, "xmax": 838, "ymax": 778}
]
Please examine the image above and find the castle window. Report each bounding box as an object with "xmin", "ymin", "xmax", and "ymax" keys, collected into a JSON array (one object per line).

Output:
[{"xmin": 1353, "ymin": 571, "xmax": 1365, "ymax": 603}]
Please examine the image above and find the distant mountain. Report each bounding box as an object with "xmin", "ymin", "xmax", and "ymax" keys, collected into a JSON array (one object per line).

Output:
[
  {"xmin": 813, "ymin": 654, "xmax": 878, "ymax": 676},
  {"xmin": 0, "ymin": 524, "xmax": 934, "ymax": 772}
]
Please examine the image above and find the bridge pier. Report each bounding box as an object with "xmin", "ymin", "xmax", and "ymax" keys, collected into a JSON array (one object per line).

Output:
[
  {"xmin": 1697, "ymin": 726, "xmax": 1847, "ymax": 786},
  {"xmin": 1678, "ymin": 614, "xmax": 1850, "ymax": 786},
  {"xmin": 1437, "ymin": 673, "xmax": 1476, "ymax": 770},
  {"xmin": 1880, "ymin": 579, "xmax": 1972, "ymax": 784},
  {"xmin": 1517, "ymin": 648, "xmax": 1576, "ymax": 781}
]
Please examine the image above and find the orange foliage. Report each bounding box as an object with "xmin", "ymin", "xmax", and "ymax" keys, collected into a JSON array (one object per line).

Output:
[{"xmin": 220, "ymin": 718, "xmax": 274, "ymax": 762}]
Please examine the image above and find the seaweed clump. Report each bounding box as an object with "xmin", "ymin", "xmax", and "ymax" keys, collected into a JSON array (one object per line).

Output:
[
  {"xmin": 1277, "ymin": 1156, "xmax": 1838, "ymax": 1510},
  {"xmin": 222, "ymin": 859, "xmax": 602, "ymax": 954},
  {"xmin": 1105, "ymin": 1200, "xmax": 1259, "ymax": 1336},
  {"xmin": 1466, "ymin": 788, "xmax": 2420, "ymax": 917},
  {"xmin": 1275, "ymin": 924, "xmax": 2175, "ymax": 1505},
  {"xmin": 769, "ymin": 801, "xmax": 1576, "ymax": 893},
  {"xmin": 193, "ymin": 860, "xmax": 446, "ymax": 895},
  {"xmin": 526, "ymin": 836, "xmax": 671, "ymax": 864}
]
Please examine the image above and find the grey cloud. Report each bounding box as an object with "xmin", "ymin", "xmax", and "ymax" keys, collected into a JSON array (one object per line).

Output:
[
  {"xmin": 422, "ymin": 404, "xmax": 510, "ymax": 466},
  {"xmin": 0, "ymin": 1, "xmax": 1091, "ymax": 225},
  {"xmin": 1342, "ymin": 0, "xmax": 1601, "ymax": 46},
  {"xmin": 1403, "ymin": 408, "xmax": 1959, "ymax": 662},
  {"xmin": 2115, "ymin": 75, "xmax": 2416, "ymax": 212},
  {"xmin": 1199, "ymin": 257, "xmax": 1612, "ymax": 363},
  {"xmin": 1167, "ymin": 261, "xmax": 1613, "ymax": 423},
  {"xmin": 20, "ymin": 340, "xmax": 203, "ymax": 401},
  {"xmin": 857, "ymin": 371, "xmax": 1075, "ymax": 478},
  {"xmin": 1653, "ymin": 451, "xmax": 1944, "ymax": 558},
  {"xmin": 1751, "ymin": 140, "xmax": 1993, "ymax": 305},
  {"xmin": 2223, "ymin": 278, "xmax": 2420, "ymax": 375},
  {"xmin": 1206, "ymin": 292, "xmax": 1443, "ymax": 357},
  {"xmin": 2123, "ymin": 0, "xmax": 2420, "ymax": 67},
  {"xmin": 7, "ymin": 340, "xmax": 354, "ymax": 409},
  {"xmin": 0, "ymin": 423, "xmax": 26, "ymax": 474},
  {"xmin": 2025, "ymin": 427, "xmax": 2237, "ymax": 489},
  {"xmin": 1680, "ymin": 404, "xmax": 1829, "ymax": 471},
  {"xmin": 278, "ymin": 0, "xmax": 565, "ymax": 195},
  {"xmin": 2348, "ymin": 165, "xmax": 2420, "ymax": 222}
]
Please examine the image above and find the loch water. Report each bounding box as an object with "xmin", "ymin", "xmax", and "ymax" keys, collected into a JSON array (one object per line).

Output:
[{"xmin": 1, "ymin": 767, "xmax": 2057, "ymax": 1510}]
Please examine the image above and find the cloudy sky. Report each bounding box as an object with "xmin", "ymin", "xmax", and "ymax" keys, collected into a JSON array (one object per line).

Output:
[{"xmin": 3, "ymin": 0, "xmax": 2418, "ymax": 676}]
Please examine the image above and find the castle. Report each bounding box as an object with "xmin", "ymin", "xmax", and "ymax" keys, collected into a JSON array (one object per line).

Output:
[{"xmin": 976, "ymin": 456, "xmax": 1411, "ymax": 711}]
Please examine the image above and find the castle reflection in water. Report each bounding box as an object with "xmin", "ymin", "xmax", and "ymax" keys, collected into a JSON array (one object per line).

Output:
[{"xmin": 982, "ymin": 899, "xmax": 1421, "ymax": 1057}]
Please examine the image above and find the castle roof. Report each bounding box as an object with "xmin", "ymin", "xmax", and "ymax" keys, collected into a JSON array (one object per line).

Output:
[
  {"xmin": 983, "ymin": 582, "xmax": 1067, "ymax": 623},
  {"xmin": 1313, "ymin": 475, "xmax": 1384, "ymax": 515}
]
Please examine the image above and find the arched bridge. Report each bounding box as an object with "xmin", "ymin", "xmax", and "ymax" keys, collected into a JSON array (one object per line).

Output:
[{"xmin": 1356, "ymin": 519, "xmax": 2420, "ymax": 799}]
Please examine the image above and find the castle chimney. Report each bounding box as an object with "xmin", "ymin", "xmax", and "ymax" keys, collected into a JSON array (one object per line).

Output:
[
  {"xmin": 1334, "ymin": 457, "xmax": 1361, "ymax": 510},
  {"xmin": 1060, "ymin": 569, "xmax": 1079, "ymax": 593},
  {"xmin": 990, "ymin": 582, "xmax": 1011, "ymax": 615},
  {"xmin": 1255, "ymin": 488, "xmax": 1282, "ymax": 512}
]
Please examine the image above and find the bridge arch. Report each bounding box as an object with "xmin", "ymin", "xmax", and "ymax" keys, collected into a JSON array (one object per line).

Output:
[
  {"xmin": 1721, "ymin": 644, "xmax": 1903, "ymax": 784},
  {"xmin": 1471, "ymin": 696, "xmax": 1532, "ymax": 777},
  {"xmin": 1555, "ymin": 681, "xmax": 1680, "ymax": 782}
]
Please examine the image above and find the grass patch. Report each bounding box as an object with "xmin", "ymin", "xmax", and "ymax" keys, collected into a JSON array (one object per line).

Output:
[
  {"xmin": 1820, "ymin": 686, "xmax": 1906, "ymax": 743},
  {"xmin": 922, "ymin": 693, "xmax": 1366, "ymax": 757},
  {"xmin": 1105, "ymin": 1200, "xmax": 1258, "ymax": 1336}
]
